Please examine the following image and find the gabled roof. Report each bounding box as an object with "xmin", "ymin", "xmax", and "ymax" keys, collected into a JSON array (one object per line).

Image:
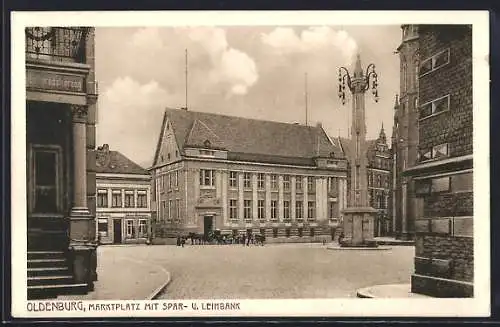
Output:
[
  {"xmin": 339, "ymin": 138, "xmax": 377, "ymax": 160},
  {"xmin": 157, "ymin": 107, "xmax": 344, "ymax": 166},
  {"xmin": 96, "ymin": 145, "xmax": 149, "ymax": 175}
]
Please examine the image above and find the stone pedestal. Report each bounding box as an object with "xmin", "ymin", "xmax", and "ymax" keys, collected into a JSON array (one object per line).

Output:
[
  {"xmin": 341, "ymin": 207, "xmax": 378, "ymax": 247},
  {"xmin": 68, "ymin": 243, "xmax": 98, "ymax": 290}
]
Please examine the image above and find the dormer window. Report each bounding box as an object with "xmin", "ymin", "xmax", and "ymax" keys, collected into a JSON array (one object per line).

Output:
[
  {"xmin": 329, "ymin": 152, "xmax": 335, "ymax": 158},
  {"xmin": 204, "ymin": 140, "xmax": 211, "ymax": 148}
]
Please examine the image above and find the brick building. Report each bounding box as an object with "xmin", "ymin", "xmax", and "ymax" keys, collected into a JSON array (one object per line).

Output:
[
  {"xmin": 26, "ymin": 27, "xmax": 98, "ymax": 298},
  {"xmin": 404, "ymin": 25, "xmax": 473, "ymax": 297},
  {"xmin": 150, "ymin": 108, "xmax": 348, "ymax": 243},
  {"xmin": 392, "ymin": 24, "xmax": 420, "ymax": 240},
  {"xmin": 95, "ymin": 144, "xmax": 152, "ymax": 245},
  {"xmin": 340, "ymin": 125, "xmax": 393, "ymax": 237}
]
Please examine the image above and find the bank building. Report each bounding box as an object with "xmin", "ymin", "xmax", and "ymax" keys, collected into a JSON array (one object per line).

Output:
[
  {"xmin": 150, "ymin": 107, "xmax": 349, "ymax": 243},
  {"xmin": 26, "ymin": 27, "xmax": 98, "ymax": 299}
]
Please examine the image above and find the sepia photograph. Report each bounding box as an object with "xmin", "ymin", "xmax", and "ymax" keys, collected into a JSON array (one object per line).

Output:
[{"xmin": 11, "ymin": 11, "xmax": 490, "ymax": 318}]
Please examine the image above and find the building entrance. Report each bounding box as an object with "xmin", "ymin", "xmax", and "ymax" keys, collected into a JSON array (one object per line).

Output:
[
  {"xmin": 27, "ymin": 102, "xmax": 71, "ymax": 251},
  {"xmin": 203, "ymin": 216, "xmax": 214, "ymax": 236},
  {"xmin": 113, "ymin": 219, "xmax": 122, "ymax": 244}
]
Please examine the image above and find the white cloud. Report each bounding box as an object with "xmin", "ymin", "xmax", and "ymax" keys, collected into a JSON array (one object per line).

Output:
[
  {"xmin": 261, "ymin": 26, "xmax": 358, "ymax": 64},
  {"xmin": 125, "ymin": 27, "xmax": 258, "ymax": 96},
  {"xmin": 96, "ymin": 76, "xmax": 174, "ymax": 165}
]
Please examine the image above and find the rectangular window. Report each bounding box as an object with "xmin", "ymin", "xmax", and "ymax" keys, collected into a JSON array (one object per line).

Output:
[
  {"xmin": 97, "ymin": 218, "xmax": 108, "ymax": 237},
  {"xmin": 97, "ymin": 189, "xmax": 108, "ymax": 208},
  {"xmin": 258, "ymin": 200, "xmax": 265, "ymax": 219},
  {"xmin": 124, "ymin": 190, "xmax": 135, "ymax": 208},
  {"xmin": 307, "ymin": 177, "xmax": 315, "ymax": 193},
  {"xmin": 283, "ymin": 201, "xmax": 290, "ymax": 219},
  {"xmin": 161, "ymin": 200, "xmax": 166, "ymax": 221},
  {"xmin": 257, "ymin": 173, "xmax": 265, "ymax": 189},
  {"xmin": 271, "ymin": 200, "xmax": 278, "ymax": 220},
  {"xmin": 328, "ymin": 201, "xmax": 339, "ymax": 219},
  {"xmin": 229, "ymin": 171, "xmax": 237, "ymax": 188},
  {"xmin": 283, "ymin": 175, "xmax": 290, "ymax": 191},
  {"xmin": 138, "ymin": 219, "xmax": 147, "ymax": 238},
  {"xmin": 244, "ymin": 200, "xmax": 252, "ymax": 219},
  {"xmin": 271, "ymin": 175, "xmax": 278, "ymax": 189},
  {"xmin": 200, "ymin": 169, "xmax": 215, "ymax": 187},
  {"xmin": 296, "ymin": 176, "xmax": 303, "ymax": 191},
  {"xmin": 126, "ymin": 219, "xmax": 135, "ymax": 238},
  {"xmin": 167, "ymin": 173, "xmax": 172, "ymax": 190},
  {"xmin": 307, "ymin": 201, "xmax": 315, "ymax": 219},
  {"xmin": 159, "ymin": 176, "xmax": 164, "ymax": 193},
  {"xmin": 111, "ymin": 190, "xmax": 122, "ymax": 207},
  {"xmin": 229, "ymin": 199, "xmax": 238, "ymax": 219},
  {"xmin": 32, "ymin": 148, "xmax": 60, "ymax": 213},
  {"xmin": 243, "ymin": 172, "xmax": 251, "ymax": 188},
  {"xmin": 419, "ymin": 95, "xmax": 450, "ymax": 120},
  {"xmin": 452, "ymin": 172, "xmax": 473, "ymax": 192},
  {"xmin": 296, "ymin": 201, "xmax": 303, "ymax": 219},
  {"xmin": 176, "ymin": 199, "xmax": 181, "ymax": 221},
  {"xmin": 173, "ymin": 171, "xmax": 179, "ymax": 188},
  {"xmin": 137, "ymin": 191, "xmax": 148, "ymax": 208},
  {"xmin": 168, "ymin": 200, "xmax": 173, "ymax": 221},
  {"xmin": 419, "ymin": 143, "xmax": 449, "ymax": 162},
  {"xmin": 419, "ymin": 48, "xmax": 450, "ymax": 76},
  {"xmin": 327, "ymin": 177, "xmax": 338, "ymax": 194},
  {"xmin": 432, "ymin": 177, "xmax": 451, "ymax": 193}
]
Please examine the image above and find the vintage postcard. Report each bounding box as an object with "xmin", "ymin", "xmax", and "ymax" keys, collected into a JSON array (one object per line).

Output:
[{"xmin": 11, "ymin": 10, "xmax": 490, "ymax": 318}]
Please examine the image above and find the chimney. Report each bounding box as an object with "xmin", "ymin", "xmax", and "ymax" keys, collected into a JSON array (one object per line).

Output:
[{"xmin": 316, "ymin": 122, "xmax": 322, "ymax": 128}]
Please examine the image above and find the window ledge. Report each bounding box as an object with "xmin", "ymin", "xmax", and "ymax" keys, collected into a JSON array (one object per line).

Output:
[{"xmin": 419, "ymin": 109, "xmax": 449, "ymax": 122}]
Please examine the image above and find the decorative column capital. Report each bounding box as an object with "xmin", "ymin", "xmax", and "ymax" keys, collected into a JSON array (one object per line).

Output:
[{"xmin": 71, "ymin": 105, "xmax": 88, "ymax": 123}]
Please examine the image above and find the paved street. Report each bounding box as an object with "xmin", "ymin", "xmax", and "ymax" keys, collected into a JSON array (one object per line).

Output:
[{"xmin": 97, "ymin": 243, "xmax": 414, "ymax": 299}]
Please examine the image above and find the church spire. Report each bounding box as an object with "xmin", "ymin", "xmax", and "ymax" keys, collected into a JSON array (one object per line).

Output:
[
  {"xmin": 379, "ymin": 122, "xmax": 387, "ymax": 144},
  {"xmin": 394, "ymin": 94, "xmax": 399, "ymax": 108}
]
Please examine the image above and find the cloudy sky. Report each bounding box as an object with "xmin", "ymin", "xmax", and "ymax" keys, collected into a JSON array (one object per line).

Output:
[{"xmin": 95, "ymin": 25, "xmax": 401, "ymax": 167}]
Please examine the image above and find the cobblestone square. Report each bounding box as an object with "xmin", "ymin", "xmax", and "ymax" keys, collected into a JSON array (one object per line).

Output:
[{"xmin": 99, "ymin": 244, "xmax": 414, "ymax": 299}]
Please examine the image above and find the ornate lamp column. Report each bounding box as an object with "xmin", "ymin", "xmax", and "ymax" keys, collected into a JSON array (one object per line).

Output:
[{"xmin": 338, "ymin": 54, "xmax": 379, "ymax": 247}]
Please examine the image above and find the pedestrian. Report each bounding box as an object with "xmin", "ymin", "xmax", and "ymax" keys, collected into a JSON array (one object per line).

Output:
[
  {"xmin": 176, "ymin": 235, "xmax": 181, "ymax": 247},
  {"xmin": 181, "ymin": 236, "xmax": 185, "ymax": 247},
  {"xmin": 338, "ymin": 232, "xmax": 345, "ymax": 245}
]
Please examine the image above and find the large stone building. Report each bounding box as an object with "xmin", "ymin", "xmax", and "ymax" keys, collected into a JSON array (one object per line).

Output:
[
  {"xmin": 340, "ymin": 125, "xmax": 393, "ymax": 237},
  {"xmin": 405, "ymin": 25, "xmax": 473, "ymax": 297},
  {"xmin": 95, "ymin": 144, "xmax": 152, "ymax": 245},
  {"xmin": 26, "ymin": 27, "xmax": 98, "ymax": 299},
  {"xmin": 392, "ymin": 24, "xmax": 420, "ymax": 240},
  {"xmin": 150, "ymin": 108, "xmax": 349, "ymax": 243}
]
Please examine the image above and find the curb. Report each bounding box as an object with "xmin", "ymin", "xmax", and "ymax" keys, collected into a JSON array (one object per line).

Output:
[
  {"xmin": 326, "ymin": 245, "xmax": 392, "ymax": 251},
  {"xmin": 147, "ymin": 270, "xmax": 172, "ymax": 300}
]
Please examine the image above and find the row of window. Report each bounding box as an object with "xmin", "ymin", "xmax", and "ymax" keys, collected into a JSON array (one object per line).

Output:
[
  {"xmin": 159, "ymin": 170, "xmax": 179, "ymax": 193},
  {"xmin": 415, "ymin": 172, "xmax": 472, "ymax": 196},
  {"xmin": 228, "ymin": 199, "xmax": 339, "ymax": 220},
  {"xmin": 233, "ymin": 228, "xmax": 319, "ymax": 238},
  {"xmin": 160, "ymin": 199, "xmax": 182, "ymax": 221},
  {"xmin": 97, "ymin": 218, "xmax": 148, "ymax": 238},
  {"xmin": 201, "ymin": 170, "xmax": 339, "ymax": 194},
  {"xmin": 97, "ymin": 189, "xmax": 148, "ymax": 208},
  {"xmin": 368, "ymin": 172, "xmax": 390, "ymax": 189}
]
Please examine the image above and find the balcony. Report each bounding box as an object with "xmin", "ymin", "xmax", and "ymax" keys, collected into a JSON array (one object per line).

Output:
[{"xmin": 26, "ymin": 27, "xmax": 88, "ymax": 64}]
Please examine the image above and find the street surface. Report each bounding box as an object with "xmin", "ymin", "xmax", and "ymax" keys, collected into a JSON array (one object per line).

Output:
[{"xmin": 99, "ymin": 243, "xmax": 414, "ymax": 299}]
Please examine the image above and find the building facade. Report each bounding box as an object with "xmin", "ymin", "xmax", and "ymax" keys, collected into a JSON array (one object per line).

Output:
[
  {"xmin": 392, "ymin": 24, "xmax": 420, "ymax": 240},
  {"xmin": 340, "ymin": 125, "xmax": 393, "ymax": 237},
  {"xmin": 150, "ymin": 108, "xmax": 349, "ymax": 244},
  {"xmin": 95, "ymin": 145, "xmax": 152, "ymax": 245},
  {"xmin": 26, "ymin": 27, "xmax": 98, "ymax": 299},
  {"xmin": 405, "ymin": 25, "xmax": 473, "ymax": 297}
]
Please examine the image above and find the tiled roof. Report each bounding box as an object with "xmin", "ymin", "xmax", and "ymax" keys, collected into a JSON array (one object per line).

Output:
[
  {"xmin": 158, "ymin": 108, "xmax": 344, "ymax": 166},
  {"xmin": 96, "ymin": 146, "xmax": 149, "ymax": 175}
]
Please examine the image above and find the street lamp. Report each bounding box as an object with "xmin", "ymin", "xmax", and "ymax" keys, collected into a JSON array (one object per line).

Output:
[{"xmin": 337, "ymin": 54, "xmax": 380, "ymax": 248}]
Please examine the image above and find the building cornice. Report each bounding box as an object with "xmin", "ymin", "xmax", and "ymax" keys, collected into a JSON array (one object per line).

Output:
[{"xmin": 402, "ymin": 155, "xmax": 473, "ymax": 177}]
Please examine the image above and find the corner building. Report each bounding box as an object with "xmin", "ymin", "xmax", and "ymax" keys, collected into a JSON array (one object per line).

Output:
[
  {"xmin": 405, "ymin": 25, "xmax": 473, "ymax": 297},
  {"xmin": 26, "ymin": 27, "xmax": 98, "ymax": 299},
  {"xmin": 150, "ymin": 108, "xmax": 348, "ymax": 243},
  {"xmin": 95, "ymin": 144, "xmax": 152, "ymax": 245}
]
